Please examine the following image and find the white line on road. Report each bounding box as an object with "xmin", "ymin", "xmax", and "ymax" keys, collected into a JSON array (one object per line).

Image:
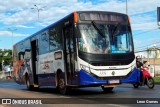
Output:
[{"xmin": 107, "ymin": 104, "xmax": 129, "ymax": 107}]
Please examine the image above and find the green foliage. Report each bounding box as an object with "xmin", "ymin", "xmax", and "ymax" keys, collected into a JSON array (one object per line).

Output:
[
  {"xmin": 153, "ymin": 77, "xmax": 160, "ymax": 83},
  {"xmin": 0, "ymin": 49, "xmax": 12, "ymax": 70},
  {"xmin": 146, "ymin": 48, "xmax": 151, "ymax": 58}
]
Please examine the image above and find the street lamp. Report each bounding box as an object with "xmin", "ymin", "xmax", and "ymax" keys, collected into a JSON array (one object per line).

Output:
[
  {"xmin": 8, "ymin": 28, "xmax": 17, "ymax": 47},
  {"xmin": 126, "ymin": 0, "xmax": 128, "ymax": 15},
  {"xmin": 31, "ymin": 5, "xmax": 45, "ymax": 29}
]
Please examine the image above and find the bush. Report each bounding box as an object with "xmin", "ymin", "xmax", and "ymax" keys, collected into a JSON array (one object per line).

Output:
[{"xmin": 153, "ymin": 77, "xmax": 160, "ymax": 83}]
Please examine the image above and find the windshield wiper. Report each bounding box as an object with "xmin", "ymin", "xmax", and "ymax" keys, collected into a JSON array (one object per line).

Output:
[{"xmin": 91, "ymin": 21, "xmax": 105, "ymax": 38}]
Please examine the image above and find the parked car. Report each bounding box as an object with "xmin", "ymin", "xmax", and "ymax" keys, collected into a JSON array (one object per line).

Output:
[{"xmin": 3, "ymin": 65, "xmax": 13, "ymax": 79}]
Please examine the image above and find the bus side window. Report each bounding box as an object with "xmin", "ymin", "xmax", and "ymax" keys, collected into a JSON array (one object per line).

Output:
[
  {"xmin": 49, "ymin": 28, "xmax": 62, "ymax": 51},
  {"xmin": 39, "ymin": 32, "xmax": 49, "ymax": 54}
]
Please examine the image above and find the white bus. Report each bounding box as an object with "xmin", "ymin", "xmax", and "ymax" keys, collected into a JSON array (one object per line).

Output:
[{"xmin": 13, "ymin": 11, "xmax": 136, "ymax": 94}]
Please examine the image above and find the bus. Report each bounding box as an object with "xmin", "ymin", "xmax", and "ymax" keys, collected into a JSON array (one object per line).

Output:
[{"xmin": 13, "ymin": 11, "xmax": 137, "ymax": 94}]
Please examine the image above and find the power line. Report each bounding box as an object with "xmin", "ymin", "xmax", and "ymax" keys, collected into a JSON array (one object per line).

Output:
[
  {"xmin": 135, "ymin": 46, "xmax": 160, "ymax": 53},
  {"xmin": 133, "ymin": 27, "xmax": 159, "ymax": 37},
  {"xmin": 134, "ymin": 27, "xmax": 160, "ymax": 50},
  {"xmin": 135, "ymin": 41, "xmax": 160, "ymax": 49}
]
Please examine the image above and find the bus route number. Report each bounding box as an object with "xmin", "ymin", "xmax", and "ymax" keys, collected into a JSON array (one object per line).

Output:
[{"xmin": 99, "ymin": 71, "xmax": 106, "ymax": 76}]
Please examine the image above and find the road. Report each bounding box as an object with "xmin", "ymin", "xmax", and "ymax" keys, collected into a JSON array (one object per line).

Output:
[{"xmin": 0, "ymin": 81, "xmax": 160, "ymax": 107}]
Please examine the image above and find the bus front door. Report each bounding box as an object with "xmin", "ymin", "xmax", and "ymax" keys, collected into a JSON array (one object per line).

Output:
[{"xmin": 64, "ymin": 25, "xmax": 76, "ymax": 85}]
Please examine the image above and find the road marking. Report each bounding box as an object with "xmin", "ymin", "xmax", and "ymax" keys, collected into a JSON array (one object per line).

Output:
[{"xmin": 107, "ymin": 104, "xmax": 129, "ymax": 107}]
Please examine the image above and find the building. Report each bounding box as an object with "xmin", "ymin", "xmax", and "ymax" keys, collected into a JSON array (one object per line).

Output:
[{"xmin": 141, "ymin": 58, "xmax": 160, "ymax": 77}]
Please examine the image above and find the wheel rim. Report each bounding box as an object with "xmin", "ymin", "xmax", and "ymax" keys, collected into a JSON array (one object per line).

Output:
[
  {"xmin": 147, "ymin": 78, "xmax": 154, "ymax": 87},
  {"xmin": 26, "ymin": 78, "xmax": 30, "ymax": 88},
  {"xmin": 59, "ymin": 78, "xmax": 65, "ymax": 89}
]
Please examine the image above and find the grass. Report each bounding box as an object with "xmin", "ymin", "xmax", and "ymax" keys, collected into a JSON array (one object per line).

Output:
[
  {"xmin": 153, "ymin": 77, "xmax": 160, "ymax": 83},
  {"xmin": 0, "ymin": 77, "xmax": 14, "ymax": 81}
]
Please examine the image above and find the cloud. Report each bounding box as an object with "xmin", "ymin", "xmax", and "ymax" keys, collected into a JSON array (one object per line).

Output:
[
  {"xmin": 0, "ymin": 31, "xmax": 29, "ymax": 37},
  {"xmin": 134, "ymin": 36, "xmax": 160, "ymax": 51},
  {"xmin": 132, "ymin": 22, "xmax": 157, "ymax": 30},
  {"xmin": 0, "ymin": 0, "xmax": 158, "ymax": 31},
  {"xmin": 16, "ymin": 25, "xmax": 35, "ymax": 28}
]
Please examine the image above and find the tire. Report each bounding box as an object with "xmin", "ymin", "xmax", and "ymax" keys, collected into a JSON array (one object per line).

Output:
[
  {"xmin": 58, "ymin": 74, "xmax": 70, "ymax": 94},
  {"xmin": 101, "ymin": 86, "xmax": 114, "ymax": 92},
  {"xmin": 26, "ymin": 75, "xmax": 34, "ymax": 90},
  {"xmin": 133, "ymin": 83, "xmax": 139, "ymax": 88},
  {"xmin": 146, "ymin": 77, "xmax": 154, "ymax": 89}
]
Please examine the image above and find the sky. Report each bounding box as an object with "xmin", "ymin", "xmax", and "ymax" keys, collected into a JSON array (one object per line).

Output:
[{"xmin": 0, "ymin": 0, "xmax": 160, "ymax": 51}]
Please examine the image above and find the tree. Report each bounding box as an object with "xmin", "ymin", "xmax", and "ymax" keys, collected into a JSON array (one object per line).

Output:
[
  {"xmin": 146, "ymin": 48, "xmax": 152, "ymax": 62},
  {"xmin": 0, "ymin": 49, "xmax": 12, "ymax": 71}
]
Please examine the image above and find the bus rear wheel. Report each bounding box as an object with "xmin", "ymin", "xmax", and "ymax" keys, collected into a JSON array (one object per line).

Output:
[
  {"xmin": 101, "ymin": 86, "xmax": 114, "ymax": 92},
  {"xmin": 58, "ymin": 74, "xmax": 70, "ymax": 94},
  {"xmin": 26, "ymin": 75, "xmax": 34, "ymax": 90}
]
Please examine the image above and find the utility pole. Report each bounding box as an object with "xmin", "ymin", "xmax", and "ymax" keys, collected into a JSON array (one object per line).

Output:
[
  {"xmin": 31, "ymin": 5, "xmax": 45, "ymax": 30},
  {"xmin": 157, "ymin": 7, "xmax": 160, "ymax": 26},
  {"xmin": 126, "ymin": 0, "xmax": 128, "ymax": 15},
  {"xmin": 8, "ymin": 28, "xmax": 17, "ymax": 48},
  {"xmin": 153, "ymin": 44, "xmax": 156, "ymax": 77},
  {"xmin": 8, "ymin": 28, "xmax": 17, "ymax": 60}
]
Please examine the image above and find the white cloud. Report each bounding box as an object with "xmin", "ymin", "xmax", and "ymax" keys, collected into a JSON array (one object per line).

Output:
[
  {"xmin": 16, "ymin": 25, "xmax": 35, "ymax": 29},
  {"xmin": 0, "ymin": 0, "xmax": 159, "ymax": 31},
  {"xmin": 0, "ymin": 31, "xmax": 29, "ymax": 37},
  {"xmin": 127, "ymin": 0, "xmax": 158, "ymax": 15},
  {"xmin": 132, "ymin": 22, "xmax": 158, "ymax": 30}
]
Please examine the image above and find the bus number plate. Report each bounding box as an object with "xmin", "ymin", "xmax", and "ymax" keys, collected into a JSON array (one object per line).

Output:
[{"xmin": 108, "ymin": 80, "xmax": 119, "ymax": 84}]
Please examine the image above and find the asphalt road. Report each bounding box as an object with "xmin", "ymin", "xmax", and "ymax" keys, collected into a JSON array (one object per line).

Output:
[{"xmin": 0, "ymin": 81, "xmax": 160, "ymax": 107}]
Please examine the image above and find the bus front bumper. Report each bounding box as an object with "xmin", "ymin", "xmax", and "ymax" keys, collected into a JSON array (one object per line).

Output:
[{"xmin": 78, "ymin": 68, "xmax": 139, "ymax": 86}]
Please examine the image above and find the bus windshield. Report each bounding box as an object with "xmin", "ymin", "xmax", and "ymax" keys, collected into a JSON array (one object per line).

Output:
[{"xmin": 78, "ymin": 23, "xmax": 133, "ymax": 54}]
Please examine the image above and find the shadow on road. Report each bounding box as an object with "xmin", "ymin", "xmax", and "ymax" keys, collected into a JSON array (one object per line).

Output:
[{"xmin": 22, "ymin": 87, "xmax": 115, "ymax": 97}]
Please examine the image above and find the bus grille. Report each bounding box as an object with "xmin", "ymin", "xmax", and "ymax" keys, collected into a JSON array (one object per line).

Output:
[{"xmin": 91, "ymin": 61, "xmax": 131, "ymax": 66}]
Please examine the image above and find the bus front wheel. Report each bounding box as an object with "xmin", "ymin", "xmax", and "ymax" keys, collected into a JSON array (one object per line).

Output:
[
  {"xmin": 58, "ymin": 74, "xmax": 70, "ymax": 94},
  {"xmin": 101, "ymin": 86, "xmax": 114, "ymax": 92}
]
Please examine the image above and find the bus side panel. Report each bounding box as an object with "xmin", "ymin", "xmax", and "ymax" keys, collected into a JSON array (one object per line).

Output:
[
  {"xmin": 13, "ymin": 40, "xmax": 34, "ymax": 85},
  {"xmin": 37, "ymin": 52, "xmax": 54, "ymax": 86},
  {"xmin": 37, "ymin": 50, "xmax": 64, "ymax": 86},
  {"xmin": 13, "ymin": 45, "xmax": 22, "ymax": 84}
]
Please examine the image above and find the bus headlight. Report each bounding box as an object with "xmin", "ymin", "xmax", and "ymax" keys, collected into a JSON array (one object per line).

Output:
[
  {"xmin": 80, "ymin": 64, "xmax": 90, "ymax": 73},
  {"xmin": 131, "ymin": 64, "xmax": 136, "ymax": 70}
]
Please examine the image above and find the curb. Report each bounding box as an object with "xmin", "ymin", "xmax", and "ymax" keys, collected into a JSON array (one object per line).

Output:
[{"xmin": 155, "ymin": 82, "xmax": 160, "ymax": 85}]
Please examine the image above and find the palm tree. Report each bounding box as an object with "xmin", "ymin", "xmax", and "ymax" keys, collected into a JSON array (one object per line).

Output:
[
  {"xmin": 152, "ymin": 46, "xmax": 160, "ymax": 77},
  {"xmin": 146, "ymin": 48, "xmax": 152, "ymax": 63},
  {"xmin": 154, "ymin": 48, "xmax": 160, "ymax": 77}
]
